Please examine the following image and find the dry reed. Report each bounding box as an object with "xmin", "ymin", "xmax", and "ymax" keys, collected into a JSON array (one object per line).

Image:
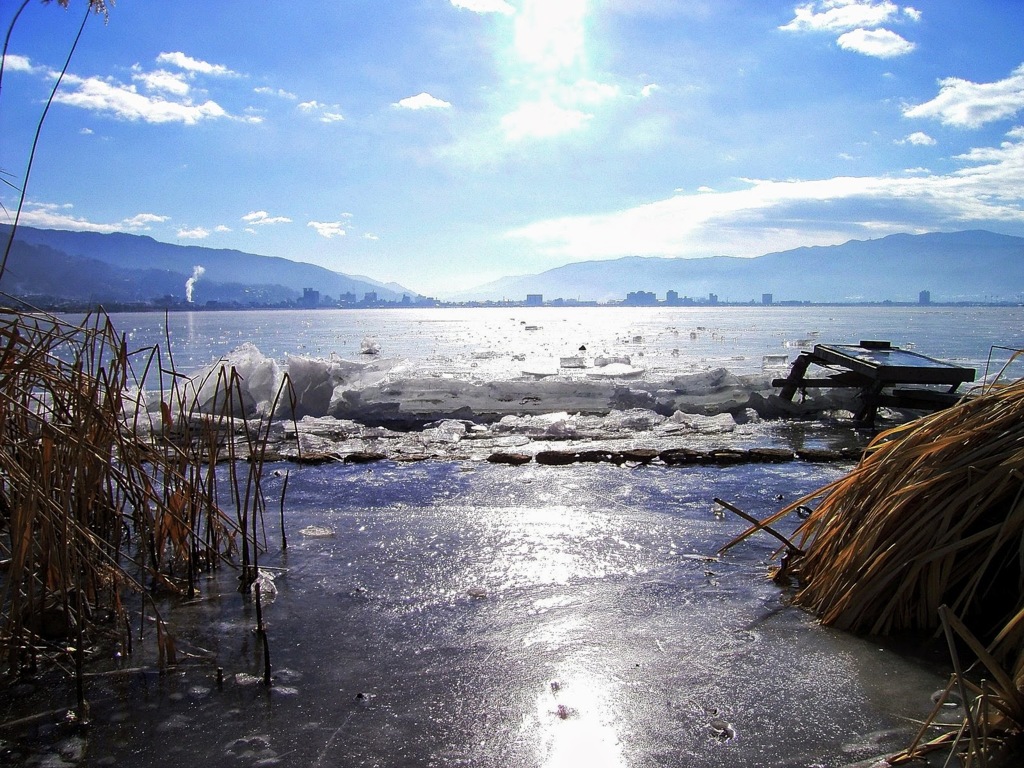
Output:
[
  {"xmin": 722, "ymin": 368, "xmax": 1024, "ymax": 765},
  {"xmin": 0, "ymin": 306, "xmax": 293, "ymax": 704}
]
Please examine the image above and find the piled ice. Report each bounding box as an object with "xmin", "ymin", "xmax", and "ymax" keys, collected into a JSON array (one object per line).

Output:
[{"xmin": 171, "ymin": 343, "xmax": 853, "ymax": 429}]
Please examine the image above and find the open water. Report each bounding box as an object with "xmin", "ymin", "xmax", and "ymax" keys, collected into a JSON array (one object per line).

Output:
[{"xmin": 4, "ymin": 305, "xmax": 1021, "ymax": 767}]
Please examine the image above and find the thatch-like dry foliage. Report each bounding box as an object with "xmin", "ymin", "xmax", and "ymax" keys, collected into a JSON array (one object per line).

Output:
[
  {"xmin": 723, "ymin": 371, "xmax": 1024, "ymax": 765},
  {"xmin": 0, "ymin": 307, "xmax": 292, "ymax": 701}
]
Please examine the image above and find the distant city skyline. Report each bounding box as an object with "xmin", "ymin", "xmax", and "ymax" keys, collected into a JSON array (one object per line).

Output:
[{"xmin": 2, "ymin": 1, "xmax": 1024, "ymax": 297}]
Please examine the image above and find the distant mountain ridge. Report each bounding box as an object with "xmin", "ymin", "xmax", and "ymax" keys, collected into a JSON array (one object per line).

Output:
[
  {"xmin": 0, "ymin": 225, "xmax": 419, "ymax": 306},
  {"xmin": 463, "ymin": 230, "xmax": 1024, "ymax": 303}
]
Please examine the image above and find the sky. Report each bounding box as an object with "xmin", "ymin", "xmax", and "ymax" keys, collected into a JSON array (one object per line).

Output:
[{"xmin": 2, "ymin": 0, "xmax": 1024, "ymax": 297}]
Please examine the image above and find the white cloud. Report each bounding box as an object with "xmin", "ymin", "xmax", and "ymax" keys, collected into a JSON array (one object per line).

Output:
[
  {"xmin": 2, "ymin": 53, "xmax": 34, "ymax": 72},
  {"xmin": 640, "ymin": 83, "xmax": 661, "ymax": 98},
  {"xmin": 123, "ymin": 213, "xmax": 170, "ymax": 229},
  {"xmin": 13, "ymin": 203, "xmax": 170, "ymax": 234},
  {"xmin": 363, "ymin": 233, "xmax": 380, "ymax": 241},
  {"xmin": 837, "ymin": 28, "xmax": 915, "ymax": 57},
  {"xmin": 52, "ymin": 72, "xmax": 230, "ymax": 124},
  {"xmin": 308, "ymin": 220, "xmax": 348, "ymax": 238},
  {"xmin": 242, "ymin": 210, "xmax": 292, "ymax": 226},
  {"xmin": 898, "ymin": 131, "xmax": 935, "ymax": 146},
  {"xmin": 215, "ymin": 225, "xmax": 232, "ymax": 233},
  {"xmin": 501, "ymin": 100, "xmax": 591, "ymax": 141},
  {"xmin": 573, "ymin": 79, "xmax": 622, "ymax": 105},
  {"xmin": 156, "ymin": 51, "xmax": 237, "ymax": 77},
  {"xmin": 298, "ymin": 100, "xmax": 345, "ymax": 121},
  {"xmin": 394, "ymin": 92, "xmax": 452, "ymax": 110},
  {"xmin": 782, "ymin": 0, "xmax": 897, "ymax": 33},
  {"xmin": 132, "ymin": 68, "xmax": 191, "ymax": 97},
  {"xmin": 781, "ymin": 2, "xmax": 920, "ymax": 59},
  {"xmin": 904, "ymin": 64, "xmax": 1024, "ymax": 128},
  {"xmin": 780, "ymin": 1, "xmax": 902, "ymax": 33},
  {"xmin": 177, "ymin": 227, "xmax": 211, "ymax": 239},
  {"xmin": 450, "ymin": 0, "xmax": 515, "ymax": 14},
  {"xmin": 255, "ymin": 86, "xmax": 298, "ymax": 100},
  {"xmin": 507, "ymin": 127, "xmax": 1024, "ymax": 261}
]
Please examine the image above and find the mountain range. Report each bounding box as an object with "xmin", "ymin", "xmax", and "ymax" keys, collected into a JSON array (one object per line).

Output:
[
  {"xmin": 463, "ymin": 230, "xmax": 1024, "ymax": 304},
  {"xmin": 0, "ymin": 226, "xmax": 1021, "ymax": 307},
  {"xmin": 0, "ymin": 225, "xmax": 418, "ymax": 307}
]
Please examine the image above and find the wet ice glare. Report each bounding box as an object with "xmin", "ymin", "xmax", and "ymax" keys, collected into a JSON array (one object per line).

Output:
[{"xmin": 10, "ymin": 462, "xmax": 953, "ymax": 767}]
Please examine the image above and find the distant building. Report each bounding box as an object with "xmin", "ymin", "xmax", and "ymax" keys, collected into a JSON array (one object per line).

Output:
[
  {"xmin": 708, "ymin": 292, "xmax": 719, "ymax": 305},
  {"xmin": 362, "ymin": 291, "xmax": 378, "ymax": 305},
  {"xmin": 919, "ymin": 290, "xmax": 931, "ymax": 305},
  {"xmin": 300, "ymin": 287, "xmax": 320, "ymax": 308},
  {"xmin": 666, "ymin": 290, "xmax": 679, "ymax": 305},
  {"xmin": 624, "ymin": 290, "xmax": 658, "ymax": 306},
  {"xmin": 762, "ymin": 293, "xmax": 773, "ymax": 305},
  {"xmin": 525, "ymin": 294, "xmax": 543, "ymax": 306}
]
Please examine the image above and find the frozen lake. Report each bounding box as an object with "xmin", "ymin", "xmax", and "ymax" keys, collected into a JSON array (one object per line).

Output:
[
  {"xmin": 6, "ymin": 305, "xmax": 1002, "ymax": 766},
  {"xmin": 5, "ymin": 461, "xmax": 952, "ymax": 768}
]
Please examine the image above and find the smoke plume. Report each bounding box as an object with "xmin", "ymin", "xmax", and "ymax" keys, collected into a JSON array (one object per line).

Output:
[{"xmin": 185, "ymin": 265, "xmax": 205, "ymax": 303}]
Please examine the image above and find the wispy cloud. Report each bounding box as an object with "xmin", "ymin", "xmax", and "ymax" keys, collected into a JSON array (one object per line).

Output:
[
  {"xmin": 255, "ymin": 86, "xmax": 298, "ymax": 100},
  {"xmin": 123, "ymin": 212, "xmax": 170, "ymax": 229},
  {"xmin": 53, "ymin": 73, "xmax": 231, "ymax": 124},
  {"xmin": 8, "ymin": 50, "xmax": 261, "ymax": 125},
  {"xmin": 508, "ymin": 126, "xmax": 1024, "ymax": 262},
  {"xmin": 156, "ymin": 51, "xmax": 238, "ymax": 77},
  {"xmin": 177, "ymin": 227, "xmax": 211, "ymax": 239},
  {"xmin": 501, "ymin": 101, "xmax": 591, "ymax": 141},
  {"xmin": 13, "ymin": 203, "xmax": 167, "ymax": 233},
  {"xmin": 131, "ymin": 68, "xmax": 191, "ymax": 97},
  {"xmin": 298, "ymin": 100, "xmax": 345, "ymax": 122},
  {"xmin": 781, "ymin": 1, "xmax": 919, "ymax": 59},
  {"xmin": 450, "ymin": 0, "xmax": 515, "ymax": 15},
  {"xmin": 242, "ymin": 210, "xmax": 292, "ymax": 226},
  {"xmin": 394, "ymin": 92, "xmax": 452, "ymax": 110},
  {"xmin": 780, "ymin": 1, "xmax": 902, "ymax": 33},
  {"xmin": 903, "ymin": 63, "xmax": 1024, "ymax": 128},
  {"xmin": 308, "ymin": 220, "xmax": 349, "ymax": 238}
]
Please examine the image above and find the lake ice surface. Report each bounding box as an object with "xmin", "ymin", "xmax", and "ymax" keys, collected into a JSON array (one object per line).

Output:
[{"xmin": 6, "ymin": 461, "xmax": 953, "ymax": 768}]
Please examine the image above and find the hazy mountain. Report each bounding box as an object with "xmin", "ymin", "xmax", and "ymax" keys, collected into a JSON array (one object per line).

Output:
[
  {"xmin": 0, "ymin": 225, "xmax": 420, "ymax": 306},
  {"xmin": 459, "ymin": 231, "xmax": 1024, "ymax": 303}
]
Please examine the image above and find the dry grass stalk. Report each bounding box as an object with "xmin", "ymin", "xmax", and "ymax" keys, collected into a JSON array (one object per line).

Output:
[{"xmin": 0, "ymin": 307, "xmax": 294, "ymax": 692}]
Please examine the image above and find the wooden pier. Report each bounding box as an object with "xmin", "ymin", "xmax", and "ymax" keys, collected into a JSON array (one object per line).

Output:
[{"xmin": 773, "ymin": 340, "xmax": 976, "ymax": 425}]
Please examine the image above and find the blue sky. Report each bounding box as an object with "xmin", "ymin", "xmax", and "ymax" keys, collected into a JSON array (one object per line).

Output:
[{"xmin": 2, "ymin": 0, "xmax": 1023, "ymax": 296}]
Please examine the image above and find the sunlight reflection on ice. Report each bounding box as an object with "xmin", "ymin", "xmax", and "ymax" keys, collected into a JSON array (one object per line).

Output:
[
  {"xmin": 532, "ymin": 667, "xmax": 626, "ymax": 768},
  {"xmin": 473, "ymin": 505, "xmax": 629, "ymax": 589}
]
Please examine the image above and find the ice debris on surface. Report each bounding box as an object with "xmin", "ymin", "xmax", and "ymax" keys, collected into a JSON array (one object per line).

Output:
[
  {"xmin": 166, "ymin": 343, "xmax": 853, "ymax": 426},
  {"xmin": 136, "ymin": 344, "xmax": 867, "ymax": 460}
]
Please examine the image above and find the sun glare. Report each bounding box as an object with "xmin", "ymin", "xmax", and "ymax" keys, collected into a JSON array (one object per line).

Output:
[{"xmin": 514, "ymin": 0, "xmax": 588, "ymax": 73}]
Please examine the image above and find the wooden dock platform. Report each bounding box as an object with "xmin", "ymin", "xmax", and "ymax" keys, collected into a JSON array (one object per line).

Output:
[{"xmin": 773, "ymin": 340, "xmax": 976, "ymax": 425}]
